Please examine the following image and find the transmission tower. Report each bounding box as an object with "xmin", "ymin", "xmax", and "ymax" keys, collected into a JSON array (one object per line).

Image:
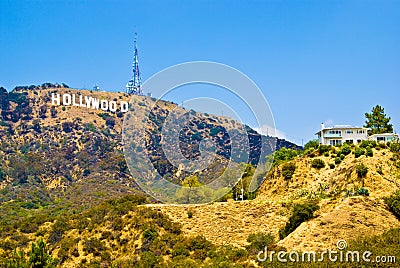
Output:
[{"xmin": 126, "ymin": 33, "xmax": 143, "ymax": 95}]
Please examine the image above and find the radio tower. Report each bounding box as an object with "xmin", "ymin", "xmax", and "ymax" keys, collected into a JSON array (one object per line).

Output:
[{"xmin": 126, "ymin": 33, "xmax": 143, "ymax": 95}]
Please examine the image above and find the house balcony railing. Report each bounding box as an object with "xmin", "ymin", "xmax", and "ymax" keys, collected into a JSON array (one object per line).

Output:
[{"xmin": 323, "ymin": 133, "xmax": 342, "ymax": 138}]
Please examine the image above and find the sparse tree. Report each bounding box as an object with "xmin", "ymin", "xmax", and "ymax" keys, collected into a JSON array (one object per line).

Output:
[
  {"xmin": 356, "ymin": 163, "xmax": 368, "ymax": 187},
  {"xmin": 364, "ymin": 105, "xmax": 393, "ymax": 134}
]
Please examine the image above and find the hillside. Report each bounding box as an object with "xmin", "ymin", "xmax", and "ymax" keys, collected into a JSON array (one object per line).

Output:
[
  {"xmin": 148, "ymin": 143, "xmax": 400, "ymax": 253},
  {"xmin": 0, "ymin": 86, "xmax": 299, "ymax": 224},
  {"xmin": 1, "ymin": 86, "xmax": 400, "ymax": 267}
]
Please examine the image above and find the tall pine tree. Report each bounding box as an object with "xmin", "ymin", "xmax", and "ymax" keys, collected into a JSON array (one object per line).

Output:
[{"xmin": 364, "ymin": 105, "xmax": 393, "ymax": 134}]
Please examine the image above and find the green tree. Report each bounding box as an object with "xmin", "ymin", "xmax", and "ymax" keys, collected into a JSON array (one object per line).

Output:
[
  {"xmin": 304, "ymin": 139, "xmax": 319, "ymax": 151},
  {"xmin": 29, "ymin": 238, "xmax": 57, "ymax": 268},
  {"xmin": 364, "ymin": 105, "xmax": 393, "ymax": 134},
  {"xmin": 356, "ymin": 163, "xmax": 368, "ymax": 188},
  {"xmin": 179, "ymin": 175, "xmax": 203, "ymax": 203},
  {"xmin": 282, "ymin": 162, "xmax": 296, "ymax": 180}
]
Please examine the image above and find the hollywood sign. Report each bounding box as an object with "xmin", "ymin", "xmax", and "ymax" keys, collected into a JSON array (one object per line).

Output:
[{"xmin": 51, "ymin": 93, "xmax": 129, "ymax": 113}]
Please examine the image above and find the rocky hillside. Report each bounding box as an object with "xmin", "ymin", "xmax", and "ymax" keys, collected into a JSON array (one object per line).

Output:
[{"xmin": 0, "ymin": 86, "xmax": 299, "ymax": 219}]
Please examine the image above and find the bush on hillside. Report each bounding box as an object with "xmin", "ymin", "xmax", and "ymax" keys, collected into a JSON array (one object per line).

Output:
[
  {"xmin": 279, "ymin": 201, "xmax": 319, "ymax": 239},
  {"xmin": 354, "ymin": 147, "xmax": 365, "ymax": 158},
  {"xmin": 390, "ymin": 142, "xmax": 400, "ymax": 153},
  {"xmin": 384, "ymin": 191, "xmax": 400, "ymax": 219},
  {"xmin": 282, "ymin": 162, "xmax": 296, "ymax": 180},
  {"xmin": 311, "ymin": 158, "xmax": 325, "ymax": 169},
  {"xmin": 356, "ymin": 163, "xmax": 368, "ymax": 179},
  {"xmin": 273, "ymin": 147, "xmax": 299, "ymax": 165},
  {"xmin": 360, "ymin": 140, "xmax": 377, "ymax": 149},
  {"xmin": 318, "ymin": 145, "xmax": 331, "ymax": 155},
  {"xmin": 357, "ymin": 187, "xmax": 370, "ymax": 196},
  {"xmin": 365, "ymin": 146, "xmax": 373, "ymax": 157},
  {"xmin": 304, "ymin": 139, "xmax": 319, "ymax": 151},
  {"xmin": 246, "ymin": 232, "xmax": 275, "ymax": 252},
  {"xmin": 340, "ymin": 144, "xmax": 352, "ymax": 155}
]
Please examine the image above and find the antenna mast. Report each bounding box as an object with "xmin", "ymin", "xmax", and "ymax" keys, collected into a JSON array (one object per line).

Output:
[{"xmin": 126, "ymin": 32, "xmax": 143, "ymax": 95}]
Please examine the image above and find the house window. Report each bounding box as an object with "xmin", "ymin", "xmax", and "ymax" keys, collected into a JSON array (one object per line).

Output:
[
  {"xmin": 330, "ymin": 140, "xmax": 342, "ymax": 146},
  {"xmin": 377, "ymin": 137, "xmax": 385, "ymax": 142},
  {"xmin": 346, "ymin": 130, "xmax": 353, "ymax": 134},
  {"xmin": 328, "ymin": 130, "xmax": 342, "ymax": 135},
  {"xmin": 357, "ymin": 130, "xmax": 365, "ymax": 134}
]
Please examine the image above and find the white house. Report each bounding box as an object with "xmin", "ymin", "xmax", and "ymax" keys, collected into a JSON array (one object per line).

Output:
[
  {"xmin": 315, "ymin": 124, "xmax": 369, "ymax": 146},
  {"xmin": 369, "ymin": 133, "xmax": 399, "ymax": 143}
]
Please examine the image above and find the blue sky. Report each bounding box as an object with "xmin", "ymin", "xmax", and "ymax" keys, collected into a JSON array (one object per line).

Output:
[{"xmin": 1, "ymin": 0, "xmax": 399, "ymax": 144}]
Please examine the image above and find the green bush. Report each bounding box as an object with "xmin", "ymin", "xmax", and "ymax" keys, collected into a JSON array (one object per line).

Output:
[
  {"xmin": 187, "ymin": 210, "xmax": 193, "ymax": 218},
  {"xmin": 318, "ymin": 145, "xmax": 331, "ymax": 155},
  {"xmin": 390, "ymin": 142, "xmax": 400, "ymax": 153},
  {"xmin": 304, "ymin": 139, "xmax": 319, "ymax": 151},
  {"xmin": 311, "ymin": 158, "xmax": 325, "ymax": 169},
  {"xmin": 365, "ymin": 146, "xmax": 373, "ymax": 157},
  {"xmin": 329, "ymin": 163, "xmax": 335, "ymax": 169},
  {"xmin": 273, "ymin": 147, "xmax": 300, "ymax": 165},
  {"xmin": 334, "ymin": 157, "xmax": 342, "ymax": 165},
  {"xmin": 384, "ymin": 191, "xmax": 400, "ymax": 219},
  {"xmin": 279, "ymin": 202, "xmax": 319, "ymax": 239},
  {"xmin": 246, "ymin": 232, "xmax": 275, "ymax": 251},
  {"xmin": 359, "ymin": 140, "xmax": 377, "ymax": 148},
  {"xmin": 340, "ymin": 144, "xmax": 352, "ymax": 155},
  {"xmin": 281, "ymin": 162, "xmax": 296, "ymax": 180},
  {"xmin": 354, "ymin": 147, "xmax": 365, "ymax": 158},
  {"xmin": 357, "ymin": 187, "xmax": 370, "ymax": 196},
  {"xmin": 356, "ymin": 163, "xmax": 368, "ymax": 179}
]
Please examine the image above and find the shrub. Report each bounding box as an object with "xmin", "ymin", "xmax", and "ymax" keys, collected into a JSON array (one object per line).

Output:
[
  {"xmin": 246, "ymin": 232, "xmax": 275, "ymax": 251},
  {"xmin": 282, "ymin": 162, "xmax": 296, "ymax": 180},
  {"xmin": 279, "ymin": 201, "xmax": 319, "ymax": 239},
  {"xmin": 360, "ymin": 140, "xmax": 376, "ymax": 148},
  {"xmin": 384, "ymin": 191, "xmax": 400, "ymax": 219},
  {"xmin": 354, "ymin": 147, "xmax": 365, "ymax": 158},
  {"xmin": 273, "ymin": 147, "xmax": 299, "ymax": 165},
  {"xmin": 311, "ymin": 159, "xmax": 325, "ymax": 169},
  {"xmin": 83, "ymin": 238, "xmax": 104, "ymax": 256},
  {"xmin": 340, "ymin": 154, "xmax": 345, "ymax": 160},
  {"xmin": 187, "ymin": 210, "xmax": 193, "ymax": 218},
  {"xmin": 318, "ymin": 145, "xmax": 331, "ymax": 155},
  {"xmin": 340, "ymin": 144, "xmax": 352, "ymax": 155},
  {"xmin": 365, "ymin": 146, "xmax": 373, "ymax": 157},
  {"xmin": 172, "ymin": 242, "xmax": 190, "ymax": 257},
  {"xmin": 357, "ymin": 187, "xmax": 370, "ymax": 196},
  {"xmin": 379, "ymin": 142, "xmax": 387, "ymax": 149},
  {"xmin": 334, "ymin": 157, "xmax": 342, "ymax": 165},
  {"xmin": 390, "ymin": 142, "xmax": 400, "ymax": 153},
  {"xmin": 329, "ymin": 163, "xmax": 335, "ymax": 169},
  {"xmin": 356, "ymin": 163, "xmax": 368, "ymax": 179},
  {"xmin": 304, "ymin": 139, "xmax": 319, "ymax": 151}
]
